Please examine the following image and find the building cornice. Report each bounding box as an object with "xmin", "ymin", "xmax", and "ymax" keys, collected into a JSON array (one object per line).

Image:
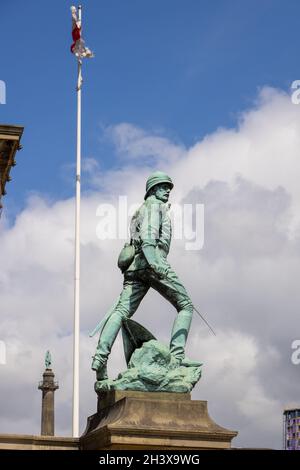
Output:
[{"xmin": 0, "ymin": 124, "xmax": 24, "ymax": 208}]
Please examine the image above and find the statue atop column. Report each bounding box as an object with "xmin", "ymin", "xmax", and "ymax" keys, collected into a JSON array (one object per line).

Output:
[
  {"xmin": 45, "ymin": 350, "xmax": 52, "ymax": 369},
  {"xmin": 38, "ymin": 351, "xmax": 59, "ymax": 435}
]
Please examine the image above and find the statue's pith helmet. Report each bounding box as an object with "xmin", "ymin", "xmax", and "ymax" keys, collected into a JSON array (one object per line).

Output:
[{"xmin": 144, "ymin": 171, "xmax": 174, "ymax": 199}]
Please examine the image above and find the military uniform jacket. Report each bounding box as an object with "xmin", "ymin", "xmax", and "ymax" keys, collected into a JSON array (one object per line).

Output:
[{"xmin": 127, "ymin": 195, "xmax": 172, "ymax": 271}]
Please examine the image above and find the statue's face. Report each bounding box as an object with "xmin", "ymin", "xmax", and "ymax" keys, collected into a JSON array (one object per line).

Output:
[{"xmin": 153, "ymin": 183, "xmax": 172, "ymax": 202}]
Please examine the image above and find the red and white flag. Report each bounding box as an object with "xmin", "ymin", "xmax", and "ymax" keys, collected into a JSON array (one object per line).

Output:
[{"xmin": 71, "ymin": 6, "xmax": 94, "ymax": 59}]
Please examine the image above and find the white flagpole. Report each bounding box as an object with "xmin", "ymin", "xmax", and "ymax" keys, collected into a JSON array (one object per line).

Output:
[{"xmin": 72, "ymin": 4, "xmax": 82, "ymax": 439}]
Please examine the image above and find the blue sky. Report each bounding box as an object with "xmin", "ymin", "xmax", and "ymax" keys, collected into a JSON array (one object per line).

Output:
[{"xmin": 1, "ymin": 0, "xmax": 299, "ymax": 215}]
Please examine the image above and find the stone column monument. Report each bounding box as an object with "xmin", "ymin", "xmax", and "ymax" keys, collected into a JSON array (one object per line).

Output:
[{"xmin": 38, "ymin": 351, "xmax": 59, "ymax": 436}]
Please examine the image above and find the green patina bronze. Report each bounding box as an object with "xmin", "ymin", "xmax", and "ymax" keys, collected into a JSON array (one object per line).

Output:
[
  {"xmin": 91, "ymin": 171, "xmax": 202, "ymax": 391},
  {"xmin": 95, "ymin": 339, "xmax": 202, "ymax": 393},
  {"xmin": 45, "ymin": 350, "xmax": 52, "ymax": 369}
]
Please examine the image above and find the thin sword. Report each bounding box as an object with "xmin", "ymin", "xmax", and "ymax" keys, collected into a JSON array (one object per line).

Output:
[{"xmin": 193, "ymin": 305, "xmax": 216, "ymax": 336}]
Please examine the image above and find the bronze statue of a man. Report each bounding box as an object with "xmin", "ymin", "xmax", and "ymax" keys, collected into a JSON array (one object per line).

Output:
[{"xmin": 92, "ymin": 171, "xmax": 197, "ymax": 381}]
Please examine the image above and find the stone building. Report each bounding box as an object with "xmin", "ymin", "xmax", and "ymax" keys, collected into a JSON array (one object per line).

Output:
[{"xmin": 0, "ymin": 124, "xmax": 24, "ymax": 214}]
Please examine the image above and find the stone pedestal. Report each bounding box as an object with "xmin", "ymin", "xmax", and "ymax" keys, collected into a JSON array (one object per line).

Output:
[{"xmin": 80, "ymin": 390, "xmax": 237, "ymax": 450}]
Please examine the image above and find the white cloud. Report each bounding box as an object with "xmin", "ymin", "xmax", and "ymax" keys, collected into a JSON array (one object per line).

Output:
[
  {"xmin": 0, "ymin": 87, "xmax": 299, "ymax": 449},
  {"xmin": 105, "ymin": 123, "xmax": 185, "ymax": 163}
]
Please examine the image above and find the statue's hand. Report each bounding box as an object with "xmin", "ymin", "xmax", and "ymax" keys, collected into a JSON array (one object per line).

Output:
[{"xmin": 142, "ymin": 245, "xmax": 168, "ymax": 279}]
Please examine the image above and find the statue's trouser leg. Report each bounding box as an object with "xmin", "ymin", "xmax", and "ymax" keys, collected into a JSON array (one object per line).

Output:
[
  {"xmin": 146, "ymin": 266, "xmax": 193, "ymax": 362},
  {"xmin": 92, "ymin": 275, "xmax": 149, "ymax": 376}
]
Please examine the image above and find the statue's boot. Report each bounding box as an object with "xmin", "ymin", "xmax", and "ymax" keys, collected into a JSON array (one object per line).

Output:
[
  {"xmin": 181, "ymin": 357, "xmax": 202, "ymax": 367},
  {"xmin": 91, "ymin": 313, "xmax": 123, "ymax": 380},
  {"xmin": 96, "ymin": 361, "xmax": 108, "ymax": 381},
  {"xmin": 169, "ymin": 309, "xmax": 193, "ymax": 364},
  {"xmin": 91, "ymin": 356, "xmax": 108, "ymax": 381}
]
